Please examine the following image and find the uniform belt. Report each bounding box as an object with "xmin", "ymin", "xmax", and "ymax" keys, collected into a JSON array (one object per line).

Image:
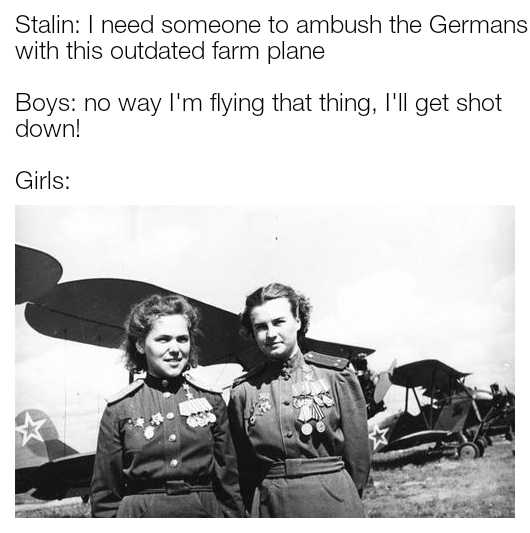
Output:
[
  {"xmin": 126, "ymin": 480, "xmax": 213, "ymax": 496},
  {"xmin": 264, "ymin": 457, "xmax": 345, "ymax": 479}
]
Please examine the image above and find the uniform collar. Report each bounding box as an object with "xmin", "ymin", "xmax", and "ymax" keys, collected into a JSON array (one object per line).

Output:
[
  {"xmin": 268, "ymin": 349, "xmax": 304, "ymax": 376},
  {"xmin": 145, "ymin": 373, "xmax": 184, "ymax": 391},
  {"xmin": 284, "ymin": 349, "xmax": 304, "ymax": 369}
]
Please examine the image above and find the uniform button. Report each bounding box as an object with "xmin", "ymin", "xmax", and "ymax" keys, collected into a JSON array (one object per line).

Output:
[
  {"xmin": 286, "ymin": 431, "xmax": 293, "ymax": 438},
  {"xmin": 283, "ymin": 400, "xmax": 290, "ymax": 406},
  {"xmin": 162, "ymin": 379, "xmax": 169, "ymax": 388},
  {"xmin": 166, "ymin": 412, "xmax": 175, "ymax": 420},
  {"xmin": 169, "ymin": 434, "xmax": 177, "ymax": 442},
  {"xmin": 163, "ymin": 391, "xmax": 171, "ymax": 398},
  {"xmin": 170, "ymin": 459, "xmax": 178, "ymax": 467}
]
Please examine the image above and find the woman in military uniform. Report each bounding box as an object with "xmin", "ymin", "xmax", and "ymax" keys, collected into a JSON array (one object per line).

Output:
[
  {"xmin": 90, "ymin": 294, "xmax": 244, "ymax": 517},
  {"xmin": 228, "ymin": 283, "xmax": 370, "ymax": 517}
]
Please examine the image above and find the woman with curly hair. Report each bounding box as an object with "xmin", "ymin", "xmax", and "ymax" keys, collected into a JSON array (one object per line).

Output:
[
  {"xmin": 90, "ymin": 294, "xmax": 244, "ymax": 518},
  {"xmin": 228, "ymin": 283, "xmax": 370, "ymax": 517}
]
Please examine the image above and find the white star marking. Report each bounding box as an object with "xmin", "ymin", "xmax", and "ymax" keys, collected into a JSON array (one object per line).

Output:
[
  {"xmin": 369, "ymin": 424, "xmax": 389, "ymax": 450},
  {"xmin": 15, "ymin": 412, "xmax": 47, "ymax": 447}
]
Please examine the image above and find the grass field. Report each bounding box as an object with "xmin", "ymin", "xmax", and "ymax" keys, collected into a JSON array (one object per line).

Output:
[
  {"xmin": 365, "ymin": 438, "xmax": 515, "ymax": 517},
  {"xmin": 15, "ymin": 438, "xmax": 514, "ymax": 518}
]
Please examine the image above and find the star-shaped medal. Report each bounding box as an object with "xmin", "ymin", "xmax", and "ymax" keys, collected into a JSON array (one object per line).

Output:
[{"xmin": 15, "ymin": 412, "xmax": 47, "ymax": 447}]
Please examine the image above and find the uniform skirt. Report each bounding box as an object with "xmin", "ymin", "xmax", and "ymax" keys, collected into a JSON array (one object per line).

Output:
[
  {"xmin": 116, "ymin": 491, "xmax": 224, "ymax": 518},
  {"xmin": 252, "ymin": 468, "xmax": 365, "ymax": 518}
]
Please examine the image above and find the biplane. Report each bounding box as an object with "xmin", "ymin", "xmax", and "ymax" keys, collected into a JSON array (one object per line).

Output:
[
  {"xmin": 457, "ymin": 383, "xmax": 515, "ymax": 444},
  {"xmin": 15, "ymin": 244, "xmax": 375, "ymax": 499},
  {"xmin": 368, "ymin": 359, "xmax": 515, "ymax": 459}
]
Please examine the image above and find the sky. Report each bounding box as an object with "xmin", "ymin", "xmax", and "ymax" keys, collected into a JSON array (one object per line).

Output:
[{"xmin": 16, "ymin": 205, "xmax": 514, "ymax": 393}]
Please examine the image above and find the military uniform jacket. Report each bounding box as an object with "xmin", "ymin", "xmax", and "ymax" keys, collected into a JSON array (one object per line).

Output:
[
  {"xmin": 90, "ymin": 374, "xmax": 244, "ymax": 517},
  {"xmin": 228, "ymin": 351, "xmax": 371, "ymax": 513}
]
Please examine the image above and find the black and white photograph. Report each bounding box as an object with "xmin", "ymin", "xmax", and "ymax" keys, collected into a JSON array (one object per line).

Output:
[{"xmin": 15, "ymin": 206, "xmax": 515, "ymax": 518}]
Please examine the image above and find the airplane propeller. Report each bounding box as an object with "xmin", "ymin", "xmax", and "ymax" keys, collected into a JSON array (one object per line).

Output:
[{"xmin": 373, "ymin": 358, "xmax": 397, "ymax": 404}]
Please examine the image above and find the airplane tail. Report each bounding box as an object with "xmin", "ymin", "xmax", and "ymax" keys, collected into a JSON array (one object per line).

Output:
[
  {"xmin": 373, "ymin": 359, "xmax": 397, "ymax": 404},
  {"xmin": 15, "ymin": 408, "xmax": 79, "ymax": 495},
  {"xmin": 15, "ymin": 408, "xmax": 77, "ymax": 462}
]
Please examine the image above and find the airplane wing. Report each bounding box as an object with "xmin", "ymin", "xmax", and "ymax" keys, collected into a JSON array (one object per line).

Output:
[
  {"xmin": 24, "ymin": 278, "xmax": 374, "ymax": 369},
  {"xmin": 17, "ymin": 453, "xmax": 95, "ymax": 500},
  {"xmin": 390, "ymin": 359, "xmax": 470, "ymax": 393},
  {"xmin": 24, "ymin": 278, "xmax": 253, "ymax": 367},
  {"xmin": 384, "ymin": 430, "xmax": 453, "ymax": 451},
  {"xmin": 15, "ymin": 244, "xmax": 63, "ymax": 304},
  {"xmin": 302, "ymin": 337, "xmax": 374, "ymax": 360}
]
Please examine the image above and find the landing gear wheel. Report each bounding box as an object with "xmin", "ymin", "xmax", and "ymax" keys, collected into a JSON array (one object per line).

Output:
[
  {"xmin": 475, "ymin": 439, "xmax": 486, "ymax": 457},
  {"xmin": 459, "ymin": 442, "xmax": 480, "ymax": 460}
]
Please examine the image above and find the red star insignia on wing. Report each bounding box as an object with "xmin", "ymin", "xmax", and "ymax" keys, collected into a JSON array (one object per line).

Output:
[
  {"xmin": 15, "ymin": 412, "xmax": 47, "ymax": 447},
  {"xmin": 369, "ymin": 424, "xmax": 389, "ymax": 451}
]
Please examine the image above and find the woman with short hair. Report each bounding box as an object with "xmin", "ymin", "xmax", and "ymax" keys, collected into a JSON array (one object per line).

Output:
[
  {"xmin": 229, "ymin": 283, "xmax": 370, "ymax": 517},
  {"xmin": 90, "ymin": 294, "xmax": 244, "ymax": 517}
]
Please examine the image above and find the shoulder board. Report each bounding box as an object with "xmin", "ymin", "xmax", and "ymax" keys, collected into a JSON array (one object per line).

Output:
[
  {"xmin": 184, "ymin": 372, "xmax": 222, "ymax": 394},
  {"xmin": 232, "ymin": 362, "xmax": 266, "ymax": 387},
  {"xmin": 105, "ymin": 379, "xmax": 144, "ymax": 405},
  {"xmin": 304, "ymin": 351, "xmax": 349, "ymax": 371}
]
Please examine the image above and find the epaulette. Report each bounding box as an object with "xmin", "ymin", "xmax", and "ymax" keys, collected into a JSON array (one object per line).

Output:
[
  {"xmin": 184, "ymin": 371, "xmax": 222, "ymax": 394},
  {"xmin": 105, "ymin": 379, "xmax": 144, "ymax": 405},
  {"xmin": 304, "ymin": 351, "xmax": 349, "ymax": 371},
  {"xmin": 232, "ymin": 362, "xmax": 267, "ymax": 387}
]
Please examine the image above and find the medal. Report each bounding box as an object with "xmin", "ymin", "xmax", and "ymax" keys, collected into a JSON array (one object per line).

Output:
[
  {"xmin": 298, "ymin": 397, "xmax": 313, "ymax": 422},
  {"xmin": 292, "ymin": 369, "xmax": 334, "ymax": 437},
  {"xmin": 254, "ymin": 393, "xmax": 272, "ymax": 415},
  {"xmin": 312, "ymin": 403, "xmax": 325, "ymax": 421},
  {"xmin": 184, "ymin": 384, "xmax": 194, "ymax": 400},
  {"xmin": 301, "ymin": 422, "xmax": 313, "ymax": 435},
  {"xmin": 129, "ymin": 414, "xmax": 162, "ymax": 440},
  {"xmin": 313, "ymin": 395, "xmax": 324, "ymax": 407},
  {"xmin": 322, "ymin": 393, "xmax": 334, "ymax": 407},
  {"xmin": 248, "ymin": 392, "xmax": 272, "ymax": 429},
  {"xmin": 150, "ymin": 412, "xmax": 164, "ymax": 426},
  {"xmin": 179, "ymin": 387, "xmax": 216, "ymax": 428}
]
